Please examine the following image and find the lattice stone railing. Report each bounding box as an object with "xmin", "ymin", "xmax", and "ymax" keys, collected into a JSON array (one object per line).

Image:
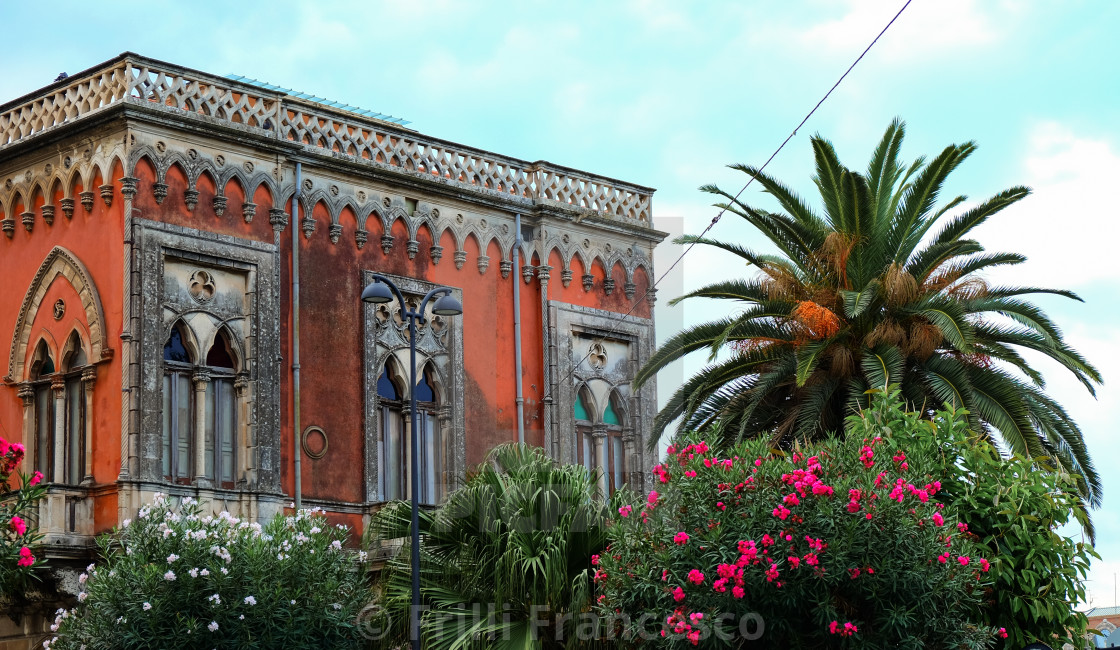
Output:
[{"xmin": 0, "ymin": 54, "xmax": 653, "ymax": 224}]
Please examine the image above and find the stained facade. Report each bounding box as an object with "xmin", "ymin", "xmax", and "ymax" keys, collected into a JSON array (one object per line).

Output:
[{"xmin": 0, "ymin": 52, "xmax": 664, "ymax": 609}]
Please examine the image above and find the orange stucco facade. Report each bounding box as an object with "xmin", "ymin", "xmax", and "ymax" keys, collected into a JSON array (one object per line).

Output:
[{"xmin": 0, "ymin": 54, "xmax": 664, "ymax": 604}]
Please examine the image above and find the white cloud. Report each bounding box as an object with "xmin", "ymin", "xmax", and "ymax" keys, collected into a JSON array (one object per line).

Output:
[
  {"xmin": 797, "ymin": 0, "xmax": 999, "ymax": 59},
  {"xmin": 978, "ymin": 122, "xmax": 1120, "ymax": 289}
]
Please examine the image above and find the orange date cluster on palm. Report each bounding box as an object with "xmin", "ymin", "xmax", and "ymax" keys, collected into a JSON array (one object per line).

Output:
[{"xmin": 791, "ymin": 300, "xmax": 841, "ymax": 342}]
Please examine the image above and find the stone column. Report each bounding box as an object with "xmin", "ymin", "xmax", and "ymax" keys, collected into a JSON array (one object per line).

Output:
[
  {"xmin": 235, "ymin": 374, "xmax": 251, "ymax": 486},
  {"xmin": 81, "ymin": 367, "xmax": 97, "ymax": 485},
  {"xmin": 18, "ymin": 384, "xmax": 35, "ymax": 473},
  {"xmin": 592, "ymin": 424, "xmax": 608, "ymax": 496},
  {"xmin": 438, "ymin": 405, "xmax": 452, "ymax": 499},
  {"xmin": 192, "ymin": 368, "xmax": 211, "ymax": 487},
  {"xmin": 51, "ymin": 377, "xmax": 65, "ymax": 483},
  {"xmin": 622, "ymin": 430, "xmax": 637, "ymax": 491}
]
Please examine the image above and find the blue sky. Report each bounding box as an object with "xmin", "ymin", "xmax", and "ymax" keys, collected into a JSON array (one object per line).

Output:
[{"xmin": 3, "ymin": 0, "xmax": 1119, "ymax": 606}]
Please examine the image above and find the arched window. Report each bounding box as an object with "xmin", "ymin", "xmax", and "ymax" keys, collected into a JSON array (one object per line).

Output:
[
  {"xmin": 574, "ymin": 386, "xmax": 596, "ymax": 475},
  {"xmin": 61, "ymin": 332, "xmax": 88, "ymax": 485},
  {"xmin": 30, "ymin": 340, "xmax": 55, "ymax": 480},
  {"xmin": 204, "ymin": 329, "xmax": 238, "ymax": 488},
  {"xmin": 379, "ymin": 361, "xmax": 444, "ymax": 504},
  {"xmin": 604, "ymin": 391, "xmax": 627, "ymax": 495},
  {"xmin": 378, "ymin": 362, "xmax": 405, "ymax": 501},
  {"xmin": 162, "ymin": 322, "xmax": 194, "ymax": 483},
  {"xmin": 573, "ymin": 386, "xmax": 627, "ymax": 496}
]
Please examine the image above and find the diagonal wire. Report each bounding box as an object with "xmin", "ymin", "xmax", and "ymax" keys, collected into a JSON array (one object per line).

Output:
[{"xmin": 552, "ymin": 0, "xmax": 914, "ymax": 399}]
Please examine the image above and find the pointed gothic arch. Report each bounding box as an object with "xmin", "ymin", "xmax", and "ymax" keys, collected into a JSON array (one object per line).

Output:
[{"xmin": 7, "ymin": 246, "xmax": 109, "ymax": 382}]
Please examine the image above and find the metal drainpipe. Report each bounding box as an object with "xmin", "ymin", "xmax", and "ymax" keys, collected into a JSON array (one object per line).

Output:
[
  {"xmin": 513, "ymin": 214, "xmax": 525, "ymax": 444},
  {"xmin": 540, "ymin": 264, "xmax": 553, "ymax": 457},
  {"xmin": 292, "ymin": 162, "xmax": 302, "ymax": 509}
]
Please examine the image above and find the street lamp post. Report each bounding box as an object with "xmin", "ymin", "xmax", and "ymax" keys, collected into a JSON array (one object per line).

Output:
[{"xmin": 362, "ymin": 274, "xmax": 463, "ymax": 648}]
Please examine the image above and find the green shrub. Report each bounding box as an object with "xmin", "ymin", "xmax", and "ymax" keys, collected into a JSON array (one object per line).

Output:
[
  {"xmin": 46, "ymin": 494, "xmax": 370, "ymax": 649},
  {"xmin": 595, "ymin": 391, "xmax": 1001, "ymax": 648}
]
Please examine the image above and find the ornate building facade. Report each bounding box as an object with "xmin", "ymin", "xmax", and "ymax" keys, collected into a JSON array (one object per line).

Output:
[{"xmin": 0, "ymin": 52, "xmax": 664, "ymax": 622}]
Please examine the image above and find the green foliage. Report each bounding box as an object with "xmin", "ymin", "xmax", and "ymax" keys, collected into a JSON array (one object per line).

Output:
[
  {"xmin": 596, "ymin": 391, "xmax": 1005, "ymax": 649},
  {"xmin": 47, "ymin": 494, "xmax": 370, "ymax": 650},
  {"xmin": 1, "ymin": 437, "xmax": 46, "ymax": 599},
  {"xmin": 637, "ymin": 119, "xmax": 1102, "ymax": 507},
  {"xmin": 365, "ymin": 443, "xmax": 610, "ymax": 649},
  {"xmin": 885, "ymin": 394, "xmax": 1097, "ymax": 648}
]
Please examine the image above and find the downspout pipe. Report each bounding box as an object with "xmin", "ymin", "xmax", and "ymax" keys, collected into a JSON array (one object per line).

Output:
[
  {"xmin": 513, "ymin": 214, "xmax": 525, "ymax": 444},
  {"xmin": 292, "ymin": 162, "xmax": 303, "ymax": 509}
]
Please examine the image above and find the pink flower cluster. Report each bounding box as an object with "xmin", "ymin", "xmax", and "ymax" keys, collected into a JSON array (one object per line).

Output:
[
  {"xmin": 664, "ymin": 609, "xmax": 704, "ymax": 645},
  {"xmin": 829, "ymin": 620, "xmax": 858, "ymax": 636}
]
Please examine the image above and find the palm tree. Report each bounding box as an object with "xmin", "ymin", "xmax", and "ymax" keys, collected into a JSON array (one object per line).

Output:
[
  {"xmin": 366, "ymin": 443, "xmax": 611, "ymax": 649},
  {"xmin": 636, "ymin": 120, "xmax": 1103, "ymax": 505}
]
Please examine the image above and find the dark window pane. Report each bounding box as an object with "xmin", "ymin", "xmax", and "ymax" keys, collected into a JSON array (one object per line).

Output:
[
  {"xmin": 164, "ymin": 326, "xmax": 192, "ymax": 363},
  {"xmin": 603, "ymin": 399, "xmax": 621, "ymax": 426},
  {"xmin": 377, "ymin": 368, "xmax": 399, "ymax": 400},
  {"xmin": 206, "ymin": 332, "xmax": 235, "ymax": 369},
  {"xmin": 415, "ymin": 370, "xmax": 435, "ymax": 403}
]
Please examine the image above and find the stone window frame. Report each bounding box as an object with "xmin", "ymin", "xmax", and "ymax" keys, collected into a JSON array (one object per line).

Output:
[
  {"xmin": 550, "ymin": 301, "xmax": 657, "ymax": 493},
  {"xmin": 134, "ymin": 219, "xmax": 280, "ymax": 492},
  {"xmin": 361, "ymin": 270, "xmax": 465, "ymax": 504}
]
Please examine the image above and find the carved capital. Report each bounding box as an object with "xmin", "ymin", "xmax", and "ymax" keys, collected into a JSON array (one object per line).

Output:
[
  {"xmin": 269, "ymin": 208, "xmax": 289, "ymax": 232},
  {"xmin": 59, "ymin": 197, "xmax": 75, "ymax": 219},
  {"xmin": 624, "ymin": 281, "xmax": 636, "ymax": 300},
  {"xmin": 152, "ymin": 182, "xmax": 168, "ymax": 205},
  {"xmin": 603, "ymin": 277, "xmax": 615, "ymax": 296},
  {"xmin": 561, "ymin": 269, "xmax": 573, "ymax": 287},
  {"xmin": 79, "ymin": 191, "xmax": 94, "ymax": 213},
  {"xmin": 41, "ymin": 205, "xmax": 55, "ymax": 226},
  {"xmin": 18, "ymin": 384, "xmax": 34, "ymax": 406},
  {"xmin": 646, "ymin": 287, "xmax": 657, "ymax": 306},
  {"xmin": 99, "ymin": 183, "xmax": 114, "ymax": 207},
  {"xmin": 301, "ymin": 216, "xmax": 315, "ymax": 238},
  {"xmin": 20, "ymin": 211, "xmax": 34, "ymax": 233},
  {"xmin": 591, "ymin": 424, "xmax": 608, "ymax": 438},
  {"xmin": 242, "ymin": 202, "xmax": 257, "ymax": 224},
  {"xmin": 234, "ymin": 374, "xmax": 250, "ymax": 396},
  {"xmin": 582, "ymin": 273, "xmax": 594, "ymax": 292},
  {"xmin": 118, "ymin": 176, "xmax": 139, "ymax": 199},
  {"xmin": 381, "ymin": 234, "xmax": 395, "ymax": 255},
  {"xmin": 499, "ymin": 260, "xmax": 512, "ymax": 278},
  {"xmin": 356, "ymin": 229, "xmax": 368, "ymax": 250},
  {"xmin": 1, "ymin": 217, "xmax": 13, "ymax": 238},
  {"xmin": 183, "ymin": 189, "xmax": 200, "ymax": 212},
  {"xmin": 82, "ymin": 366, "xmax": 97, "ymax": 391},
  {"xmin": 536, "ymin": 265, "xmax": 551, "ymax": 285},
  {"xmin": 477, "ymin": 255, "xmax": 490, "ymax": 275},
  {"xmin": 212, "ymin": 195, "xmax": 227, "ymax": 217},
  {"xmin": 521, "ymin": 265, "xmax": 535, "ymax": 284},
  {"xmin": 454, "ymin": 250, "xmax": 467, "ymax": 270},
  {"xmin": 328, "ymin": 223, "xmax": 342, "ymax": 244},
  {"xmin": 192, "ymin": 368, "xmax": 211, "ymax": 386},
  {"xmin": 429, "ymin": 244, "xmax": 442, "ymax": 265},
  {"xmin": 51, "ymin": 376, "xmax": 66, "ymax": 393},
  {"xmin": 406, "ymin": 239, "xmax": 419, "ymax": 260}
]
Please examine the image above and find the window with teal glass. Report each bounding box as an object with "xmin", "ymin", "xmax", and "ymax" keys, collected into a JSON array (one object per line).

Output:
[
  {"xmin": 574, "ymin": 391, "xmax": 590, "ymax": 421},
  {"xmin": 603, "ymin": 400, "xmax": 620, "ymax": 426}
]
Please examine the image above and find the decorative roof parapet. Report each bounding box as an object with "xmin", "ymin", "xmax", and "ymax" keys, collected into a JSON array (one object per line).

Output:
[{"xmin": 0, "ymin": 53, "xmax": 655, "ymax": 226}]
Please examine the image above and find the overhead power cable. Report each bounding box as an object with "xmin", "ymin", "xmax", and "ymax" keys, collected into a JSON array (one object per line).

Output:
[{"xmin": 551, "ymin": 0, "xmax": 915, "ymax": 406}]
